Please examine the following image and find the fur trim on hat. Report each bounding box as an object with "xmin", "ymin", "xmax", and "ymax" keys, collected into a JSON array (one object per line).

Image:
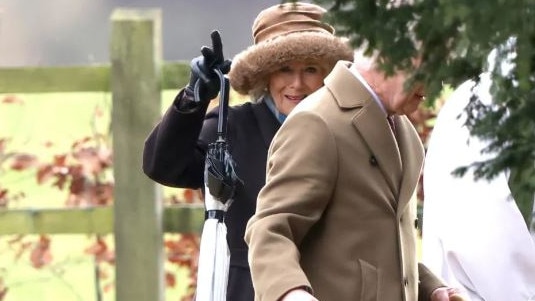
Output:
[{"xmin": 228, "ymin": 31, "xmax": 354, "ymax": 96}]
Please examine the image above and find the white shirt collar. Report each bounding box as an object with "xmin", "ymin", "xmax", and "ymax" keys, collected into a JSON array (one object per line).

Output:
[{"xmin": 348, "ymin": 66, "xmax": 388, "ymax": 117}]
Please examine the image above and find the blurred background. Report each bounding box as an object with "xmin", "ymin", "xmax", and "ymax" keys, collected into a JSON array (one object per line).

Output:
[{"xmin": 0, "ymin": 0, "xmax": 290, "ymax": 67}]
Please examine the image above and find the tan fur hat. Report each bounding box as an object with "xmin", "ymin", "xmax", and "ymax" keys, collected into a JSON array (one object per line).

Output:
[{"xmin": 228, "ymin": 2, "xmax": 354, "ymax": 96}]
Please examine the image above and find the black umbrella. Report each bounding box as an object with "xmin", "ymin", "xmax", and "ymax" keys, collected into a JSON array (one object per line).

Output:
[
  {"xmin": 194, "ymin": 66, "xmax": 241, "ymax": 301},
  {"xmin": 204, "ymin": 68, "xmax": 241, "ymax": 205}
]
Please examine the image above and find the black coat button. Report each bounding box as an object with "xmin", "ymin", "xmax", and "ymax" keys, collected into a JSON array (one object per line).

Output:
[{"xmin": 369, "ymin": 156, "xmax": 378, "ymax": 166}]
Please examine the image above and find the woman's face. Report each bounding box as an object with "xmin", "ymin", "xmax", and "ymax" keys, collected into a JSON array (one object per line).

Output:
[{"xmin": 268, "ymin": 61, "xmax": 328, "ymax": 116}]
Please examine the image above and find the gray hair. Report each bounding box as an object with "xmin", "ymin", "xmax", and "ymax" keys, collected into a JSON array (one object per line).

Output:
[{"xmin": 352, "ymin": 47, "xmax": 379, "ymax": 72}]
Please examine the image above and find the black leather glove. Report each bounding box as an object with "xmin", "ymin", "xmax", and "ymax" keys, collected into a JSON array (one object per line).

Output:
[{"xmin": 185, "ymin": 30, "xmax": 231, "ymax": 104}]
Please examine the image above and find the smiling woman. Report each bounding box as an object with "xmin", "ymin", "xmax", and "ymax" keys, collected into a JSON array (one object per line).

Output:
[{"xmin": 267, "ymin": 61, "xmax": 328, "ymax": 116}]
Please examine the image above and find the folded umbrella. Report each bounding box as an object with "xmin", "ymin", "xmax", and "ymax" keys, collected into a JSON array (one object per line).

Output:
[{"xmin": 194, "ymin": 67, "xmax": 241, "ymax": 301}]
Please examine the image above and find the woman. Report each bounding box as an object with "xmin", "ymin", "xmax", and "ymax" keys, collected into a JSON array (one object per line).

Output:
[{"xmin": 142, "ymin": 3, "xmax": 353, "ymax": 300}]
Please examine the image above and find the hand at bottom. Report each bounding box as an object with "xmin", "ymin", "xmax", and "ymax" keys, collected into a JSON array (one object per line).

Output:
[{"xmin": 430, "ymin": 287, "xmax": 468, "ymax": 301}]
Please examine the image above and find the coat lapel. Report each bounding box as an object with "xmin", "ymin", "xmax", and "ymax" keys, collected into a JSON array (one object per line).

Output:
[
  {"xmin": 325, "ymin": 61, "xmax": 403, "ymax": 204},
  {"xmin": 395, "ymin": 116, "xmax": 424, "ymax": 216},
  {"xmin": 353, "ymin": 103, "xmax": 403, "ymax": 199}
]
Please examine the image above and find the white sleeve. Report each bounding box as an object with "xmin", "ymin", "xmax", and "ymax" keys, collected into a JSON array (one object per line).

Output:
[{"xmin": 422, "ymin": 77, "xmax": 535, "ymax": 301}]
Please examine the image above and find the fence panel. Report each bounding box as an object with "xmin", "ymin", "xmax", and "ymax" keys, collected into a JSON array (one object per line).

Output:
[{"xmin": 0, "ymin": 7, "xmax": 201, "ymax": 301}]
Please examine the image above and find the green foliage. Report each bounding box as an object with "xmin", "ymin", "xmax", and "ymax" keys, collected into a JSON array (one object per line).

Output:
[{"xmin": 303, "ymin": 0, "xmax": 535, "ymax": 227}]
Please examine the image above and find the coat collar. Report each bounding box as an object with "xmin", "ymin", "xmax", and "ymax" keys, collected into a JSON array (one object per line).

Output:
[
  {"xmin": 251, "ymin": 97, "xmax": 281, "ymax": 149},
  {"xmin": 325, "ymin": 61, "xmax": 371, "ymax": 109}
]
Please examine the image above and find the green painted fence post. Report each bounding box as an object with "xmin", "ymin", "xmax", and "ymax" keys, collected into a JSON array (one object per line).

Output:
[{"xmin": 110, "ymin": 8, "xmax": 163, "ymax": 301}]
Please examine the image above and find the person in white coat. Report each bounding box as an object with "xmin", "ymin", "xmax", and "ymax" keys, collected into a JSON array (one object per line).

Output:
[{"xmin": 421, "ymin": 72, "xmax": 535, "ymax": 301}]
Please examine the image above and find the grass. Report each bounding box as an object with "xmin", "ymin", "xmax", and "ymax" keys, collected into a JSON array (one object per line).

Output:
[
  {"xmin": 0, "ymin": 235, "xmax": 102, "ymax": 301},
  {"xmin": 0, "ymin": 90, "xmax": 190, "ymax": 301},
  {"xmin": 1, "ymin": 92, "xmax": 110, "ymax": 209}
]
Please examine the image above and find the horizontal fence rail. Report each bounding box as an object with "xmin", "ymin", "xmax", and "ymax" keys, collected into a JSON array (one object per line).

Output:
[
  {"xmin": 0, "ymin": 62, "xmax": 189, "ymax": 93},
  {"xmin": 0, "ymin": 205, "xmax": 205, "ymax": 235}
]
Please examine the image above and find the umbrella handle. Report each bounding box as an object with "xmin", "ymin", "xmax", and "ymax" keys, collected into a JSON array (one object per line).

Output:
[{"xmin": 213, "ymin": 68, "xmax": 230, "ymax": 142}]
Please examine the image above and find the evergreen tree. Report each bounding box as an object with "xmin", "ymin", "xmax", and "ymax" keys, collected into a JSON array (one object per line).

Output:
[{"xmin": 303, "ymin": 0, "xmax": 535, "ymax": 226}]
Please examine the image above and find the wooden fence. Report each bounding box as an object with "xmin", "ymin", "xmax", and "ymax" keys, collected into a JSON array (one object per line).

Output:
[{"xmin": 0, "ymin": 8, "xmax": 204, "ymax": 301}]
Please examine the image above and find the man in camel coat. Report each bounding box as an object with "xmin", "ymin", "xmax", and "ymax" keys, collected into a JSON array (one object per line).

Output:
[{"xmin": 245, "ymin": 57, "xmax": 464, "ymax": 301}]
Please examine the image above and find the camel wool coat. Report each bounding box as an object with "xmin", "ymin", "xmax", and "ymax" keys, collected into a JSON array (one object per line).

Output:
[{"xmin": 245, "ymin": 61, "xmax": 444, "ymax": 301}]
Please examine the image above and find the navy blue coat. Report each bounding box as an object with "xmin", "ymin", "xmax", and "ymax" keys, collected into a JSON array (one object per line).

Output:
[{"xmin": 143, "ymin": 90, "xmax": 280, "ymax": 301}]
